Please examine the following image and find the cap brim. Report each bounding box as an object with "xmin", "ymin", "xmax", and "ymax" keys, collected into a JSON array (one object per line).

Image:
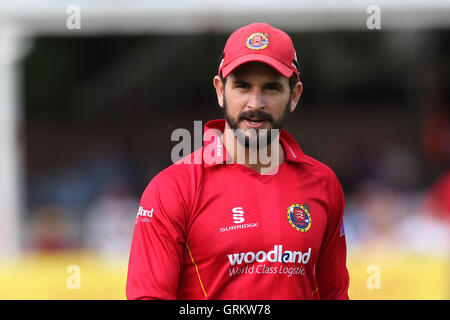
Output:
[{"xmin": 221, "ymin": 54, "xmax": 294, "ymax": 79}]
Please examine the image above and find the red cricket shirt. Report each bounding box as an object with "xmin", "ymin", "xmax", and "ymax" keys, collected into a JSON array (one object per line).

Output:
[{"xmin": 126, "ymin": 119, "xmax": 349, "ymax": 300}]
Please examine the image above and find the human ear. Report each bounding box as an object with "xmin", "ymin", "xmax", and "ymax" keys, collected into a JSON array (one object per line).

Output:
[
  {"xmin": 289, "ymin": 81, "xmax": 303, "ymax": 112},
  {"xmin": 213, "ymin": 75, "xmax": 225, "ymax": 108}
]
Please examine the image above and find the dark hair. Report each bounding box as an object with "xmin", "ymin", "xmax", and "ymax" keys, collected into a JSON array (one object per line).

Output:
[
  {"xmin": 220, "ymin": 73, "xmax": 299, "ymax": 93},
  {"xmin": 288, "ymin": 74, "xmax": 299, "ymax": 92}
]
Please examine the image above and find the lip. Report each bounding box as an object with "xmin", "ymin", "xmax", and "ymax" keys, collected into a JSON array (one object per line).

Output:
[{"xmin": 244, "ymin": 119, "xmax": 267, "ymax": 129}]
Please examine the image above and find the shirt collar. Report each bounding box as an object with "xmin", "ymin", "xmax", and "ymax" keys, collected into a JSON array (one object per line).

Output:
[{"xmin": 202, "ymin": 119, "xmax": 312, "ymax": 168}]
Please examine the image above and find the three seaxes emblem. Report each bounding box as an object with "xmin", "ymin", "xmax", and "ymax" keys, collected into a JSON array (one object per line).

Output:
[{"xmin": 287, "ymin": 203, "xmax": 312, "ymax": 232}]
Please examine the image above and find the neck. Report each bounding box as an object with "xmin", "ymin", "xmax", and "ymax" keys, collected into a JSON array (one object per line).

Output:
[{"xmin": 222, "ymin": 122, "xmax": 285, "ymax": 174}]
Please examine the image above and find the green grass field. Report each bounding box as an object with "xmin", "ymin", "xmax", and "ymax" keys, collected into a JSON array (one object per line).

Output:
[{"xmin": 0, "ymin": 247, "xmax": 448, "ymax": 299}]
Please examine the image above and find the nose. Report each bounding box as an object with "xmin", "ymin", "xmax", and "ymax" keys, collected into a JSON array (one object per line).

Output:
[{"xmin": 247, "ymin": 88, "xmax": 265, "ymax": 110}]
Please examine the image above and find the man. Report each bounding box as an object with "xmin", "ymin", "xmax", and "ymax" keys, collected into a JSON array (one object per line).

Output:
[{"xmin": 126, "ymin": 22, "xmax": 349, "ymax": 300}]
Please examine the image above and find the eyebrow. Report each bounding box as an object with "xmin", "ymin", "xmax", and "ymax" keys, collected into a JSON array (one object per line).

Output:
[
  {"xmin": 231, "ymin": 78, "xmax": 283, "ymax": 89},
  {"xmin": 231, "ymin": 79, "xmax": 250, "ymax": 86},
  {"xmin": 263, "ymin": 81, "xmax": 283, "ymax": 89}
]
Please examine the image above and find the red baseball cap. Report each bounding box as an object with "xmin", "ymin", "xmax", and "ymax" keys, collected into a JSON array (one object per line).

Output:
[{"xmin": 218, "ymin": 22, "xmax": 299, "ymax": 80}]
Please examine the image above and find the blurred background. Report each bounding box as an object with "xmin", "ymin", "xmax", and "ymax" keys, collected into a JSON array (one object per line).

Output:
[{"xmin": 0, "ymin": 0, "xmax": 448, "ymax": 299}]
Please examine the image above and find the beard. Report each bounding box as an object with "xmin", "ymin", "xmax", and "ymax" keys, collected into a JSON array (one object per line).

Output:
[{"xmin": 222, "ymin": 95, "xmax": 292, "ymax": 149}]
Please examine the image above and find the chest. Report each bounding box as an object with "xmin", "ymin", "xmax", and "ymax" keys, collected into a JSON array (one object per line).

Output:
[{"xmin": 186, "ymin": 165, "xmax": 330, "ymax": 265}]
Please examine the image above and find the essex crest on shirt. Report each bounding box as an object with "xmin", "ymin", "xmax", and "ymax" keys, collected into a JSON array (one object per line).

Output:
[{"xmin": 286, "ymin": 203, "xmax": 312, "ymax": 232}]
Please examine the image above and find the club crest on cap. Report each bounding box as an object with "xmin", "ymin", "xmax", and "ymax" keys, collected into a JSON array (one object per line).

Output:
[
  {"xmin": 246, "ymin": 32, "xmax": 269, "ymax": 50},
  {"xmin": 286, "ymin": 203, "xmax": 312, "ymax": 232}
]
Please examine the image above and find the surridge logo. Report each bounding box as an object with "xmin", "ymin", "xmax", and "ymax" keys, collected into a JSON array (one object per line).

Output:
[
  {"xmin": 232, "ymin": 207, "xmax": 245, "ymax": 224},
  {"xmin": 227, "ymin": 245, "xmax": 311, "ymax": 266},
  {"xmin": 219, "ymin": 207, "xmax": 259, "ymax": 232}
]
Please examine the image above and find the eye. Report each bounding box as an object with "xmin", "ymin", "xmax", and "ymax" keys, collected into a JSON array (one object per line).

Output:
[{"xmin": 235, "ymin": 82, "xmax": 250, "ymax": 89}]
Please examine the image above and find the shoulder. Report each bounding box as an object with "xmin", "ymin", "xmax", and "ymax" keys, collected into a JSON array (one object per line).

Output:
[
  {"xmin": 297, "ymin": 153, "xmax": 345, "ymax": 215},
  {"xmin": 300, "ymin": 153, "xmax": 341, "ymax": 190},
  {"xmin": 141, "ymin": 148, "xmax": 207, "ymax": 208},
  {"xmin": 305, "ymin": 155, "xmax": 345, "ymax": 218}
]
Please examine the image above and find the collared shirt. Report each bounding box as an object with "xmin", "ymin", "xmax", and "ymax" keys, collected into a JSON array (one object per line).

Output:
[{"xmin": 126, "ymin": 119, "xmax": 349, "ymax": 300}]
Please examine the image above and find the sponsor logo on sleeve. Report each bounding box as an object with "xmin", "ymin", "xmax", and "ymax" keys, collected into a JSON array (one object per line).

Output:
[{"xmin": 136, "ymin": 206, "xmax": 153, "ymax": 223}]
